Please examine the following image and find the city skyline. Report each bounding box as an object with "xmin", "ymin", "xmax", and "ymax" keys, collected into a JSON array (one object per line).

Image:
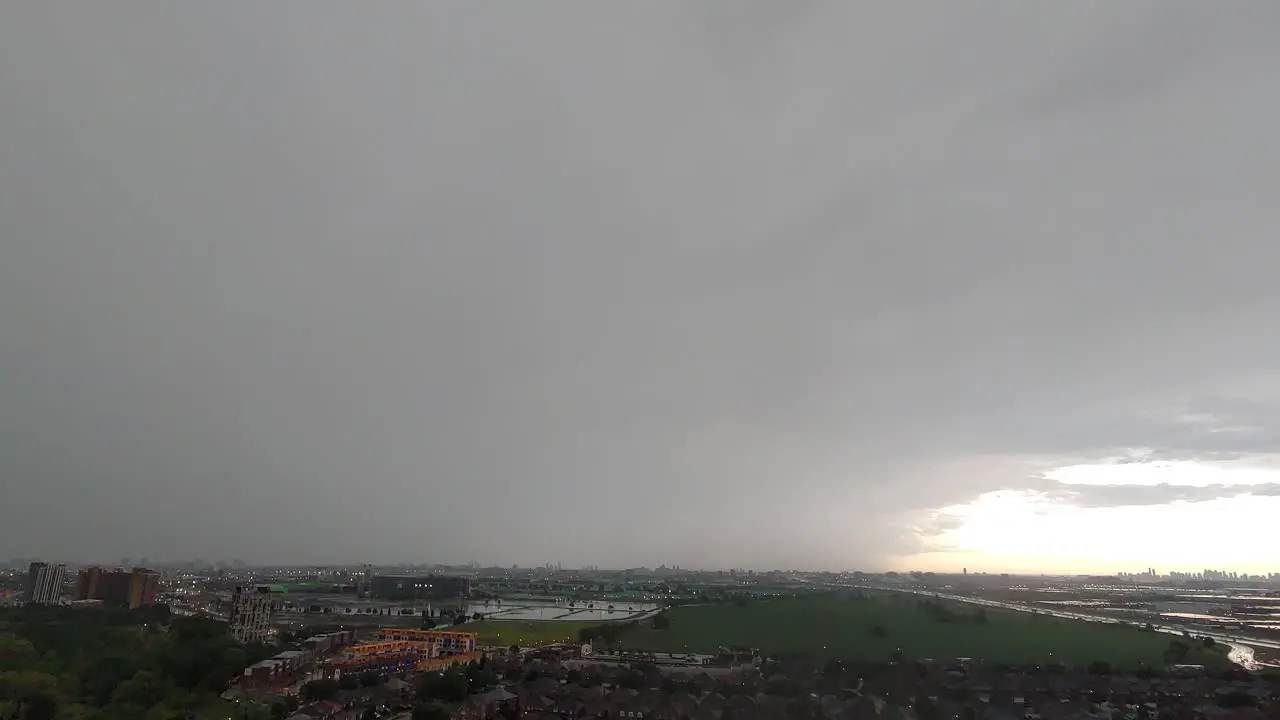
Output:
[
  {"xmin": 7, "ymin": 555, "xmax": 1277, "ymax": 581},
  {"xmin": 3, "ymin": 3, "xmax": 1279, "ymax": 573}
]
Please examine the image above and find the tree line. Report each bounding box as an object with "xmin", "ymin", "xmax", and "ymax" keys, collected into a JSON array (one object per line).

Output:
[
  {"xmin": 575, "ymin": 619, "xmax": 639, "ymax": 646},
  {"xmin": 916, "ymin": 599, "xmax": 988, "ymax": 624},
  {"xmin": 0, "ymin": 604, "xmax": 277, "ymax": 720}
]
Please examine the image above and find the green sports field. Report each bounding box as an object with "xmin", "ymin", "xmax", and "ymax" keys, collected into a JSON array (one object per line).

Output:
[{"xmin": 613, "ymin": 594, "xmax": 1223, "ymax": 666}]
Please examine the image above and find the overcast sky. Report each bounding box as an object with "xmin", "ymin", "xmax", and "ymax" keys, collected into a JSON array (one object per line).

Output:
[{"xmin": 2, "ymin": 3, "xmax": 1278, "ymax": 572}]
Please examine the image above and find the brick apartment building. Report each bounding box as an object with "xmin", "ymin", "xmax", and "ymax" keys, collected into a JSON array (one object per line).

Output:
[{"xmin": 76, "ymin": 566, "xmax": 160, "ymax": 609}]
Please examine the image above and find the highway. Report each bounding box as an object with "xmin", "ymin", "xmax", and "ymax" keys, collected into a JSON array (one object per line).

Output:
[{"xmin": 877, "ymin": 587, "xmax": 1280, "ymax": 669}]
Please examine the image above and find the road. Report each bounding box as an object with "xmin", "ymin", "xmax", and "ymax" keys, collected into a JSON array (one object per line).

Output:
[{"xmin": 874, "ymin": 587, "xmax": 1280, "ymax": 669}]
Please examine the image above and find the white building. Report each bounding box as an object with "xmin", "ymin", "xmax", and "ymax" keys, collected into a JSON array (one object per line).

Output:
[
  {"xmin": 230, "ymin": 585, "xmax": 275, "ymax": 644},
  {"xmin": 26, "ymin": 562, "xmax": 66, "ymax": 605}
]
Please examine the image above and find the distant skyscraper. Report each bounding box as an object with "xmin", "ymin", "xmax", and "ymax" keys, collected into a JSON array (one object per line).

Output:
[
  {"xmin": 229, "ymin": 586, "xmax": 274, "ymax": 644},
  {"xmin": 25, "ymin": 562, "xmax": 66, "ymax": 605}
]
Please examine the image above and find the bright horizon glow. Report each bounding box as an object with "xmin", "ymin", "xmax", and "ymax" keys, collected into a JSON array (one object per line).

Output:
[
  {"xmin": 899, "ymin": 460, "xmax": 1280, "ymax": 575},
  {"xmin": 1048, "ymin": 458, "xmax": 1280, "ymax": 487}
]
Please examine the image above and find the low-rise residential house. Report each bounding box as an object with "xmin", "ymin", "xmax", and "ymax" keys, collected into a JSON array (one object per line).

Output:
[
  {"xmin": 633, "ymin": 689, "xmax": 666, "ymax": 716},
  {"xmin": 665, "ymin": 691, "xmax": 700, "ymax": 719},
  {"xmin": 240, "ymin": 649, "xmax": 314, "ymax": 691},
  {"xmin": 551, "ymin": 697, "xmax": 585, "ymax": 717},
  {"xmin": 527, "ymin": 677, "xmax": 561, "ymax": 697},
  {"xmin": 451, "ymin": 688, "xmax": 519, "ymax": 720},
  {"xmin": 607, "ymin": 688, "xmax": 640, "ymax": 710},
  {"xmin": 519, "ymin": 692, "xmax": 555, "ymax": 714},
  {"xmin": 302, "ymin": 631, "xmax": 358, "ymax": 655},
  {"xmin": 292, "ymin": 700, "xmax": 345, "ymax": 719}
]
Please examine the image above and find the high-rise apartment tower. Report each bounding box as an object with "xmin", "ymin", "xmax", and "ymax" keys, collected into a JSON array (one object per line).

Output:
[
  {"xmin": 229, "ymin": 586, "xmax": 275, "ymax": 644},
  {"xmin": 25, "ymin": 562, "xmax": 66, "ymax": 605}
]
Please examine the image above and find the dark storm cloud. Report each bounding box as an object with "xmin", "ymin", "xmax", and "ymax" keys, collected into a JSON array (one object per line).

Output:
[
  {"xmin": 982, "ymin": 404, "xmax": 1280, "ymax": 467},
  {"xmin": 1, "ymin": 2, "xmax": 1278, "ymax": 569}
]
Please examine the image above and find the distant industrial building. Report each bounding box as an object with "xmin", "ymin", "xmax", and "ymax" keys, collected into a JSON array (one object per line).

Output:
[
  {"xmin": 367, "ymin": 574, "xmax": 471, "ymax": 601},
  {"xmin": 25, "ymin": 562, "xmax": 66, "ymax": 605},
  {"xmin": 230, "ymin": 586, "xmax": 275, "ymax": 644},
  {"xmin": 76, "ymin": 567, "xmax": 160, "ymax": 609}
]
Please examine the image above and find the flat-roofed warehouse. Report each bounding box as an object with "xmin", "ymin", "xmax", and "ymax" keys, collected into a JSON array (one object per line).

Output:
[{"xmin": 368, "ymin": 574, "xmax": 470, "ymax": 600}]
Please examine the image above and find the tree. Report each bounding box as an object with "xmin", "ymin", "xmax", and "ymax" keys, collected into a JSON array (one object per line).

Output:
[
  {"xmin": 1217, "ymin": 691, "xmax": 1258, "ymax": 708},
  {"xmin": 267, "ymin": 695, "xmax": 299, "ymax": 719},
  {"xmin": 0, "ymin": 670, "xmax": 61, "ymax": 720},
  {"xmin": 21, "ymin": 693, "xmax": 58, "ymax": 720},
  {"xmin": 0, "ymin": 636, "xmax": 37, "ymax": 672},
  {"xmin": 301, "ymin": 679, "xmax": 338, "ymax": 702},
  {"xmin": 1087, "ymin": 661, "xmax": 1112, "ymax": 676},
  {"xmin": 917, "ymin": 600, "xmax": 956, "ymax": 623},
  {"xmin": 0, "ymin": 603, "xmax": 276, "ymax": 719},
  {"xmin": 466, "ymin": 664, "xmax": 498, "ymax": 691},
  {"xmin": 915, "ymin": 696, "xmax": 941, "ymax": 720},
  {"xmin": 417, "ymin": 669, "xmax": 469, "ymax": 703},
  {"xmin": 1164, "ymin": 640, "xmax": 1191, "ymax": 664},
  {"xmin": 111, "ymin": 670, "xmax": 170, "ymax": 708},
  {"xmin": 413, "ymin": 702, "xmax": 449, "ymax": 720},
  {"xmin": 763, "ymin": 676, "xmax": 799, "ymax": 697},
  {"xmin": 618, "ymin": 670, "xmax": 646, "ymax": 690}
]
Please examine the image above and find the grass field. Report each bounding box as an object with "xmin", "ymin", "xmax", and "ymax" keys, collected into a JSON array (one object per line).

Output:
[
  {"xmin": 612, "ymin": 594, "xmax": 1223, "ymax": 667},
  {"xmin": 466, "ymin": 619, "xmax": 596, "ymax": 647}
]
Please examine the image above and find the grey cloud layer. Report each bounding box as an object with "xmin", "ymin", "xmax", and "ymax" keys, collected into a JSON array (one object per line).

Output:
[
  {"xmin": 1043, "ymin": 482, "xmax": 1280, "ymax": 508},
  {"xmin": 1, "ymin": 2, "xmax": 1278, "ymax": 568}
]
